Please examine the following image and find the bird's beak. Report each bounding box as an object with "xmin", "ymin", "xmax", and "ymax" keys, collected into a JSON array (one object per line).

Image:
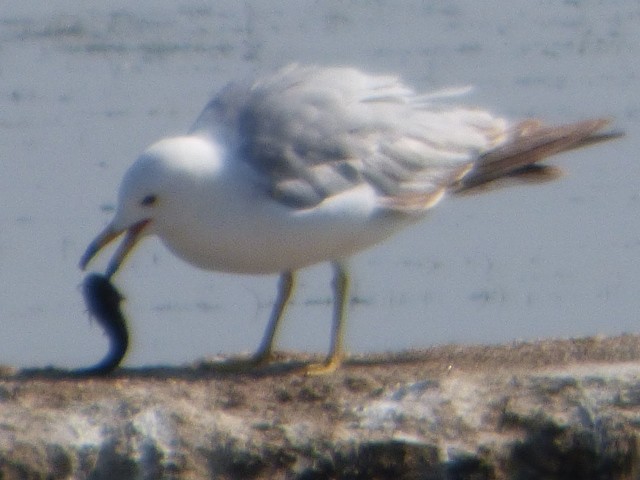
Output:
[{"xmin": 80, "ymin": 219, "xmax": 150, "ymax": 278}]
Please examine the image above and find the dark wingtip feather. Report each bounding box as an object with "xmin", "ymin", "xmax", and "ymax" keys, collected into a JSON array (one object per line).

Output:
[{"xmin": 453, "ymin": 117, "xmax": 623, "ymax": 193}]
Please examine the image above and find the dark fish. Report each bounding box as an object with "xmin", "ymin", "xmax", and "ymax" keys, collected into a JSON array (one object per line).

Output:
[{"xmin": 76, "ymin": 273, "xmax": 129, "ymax": 375}]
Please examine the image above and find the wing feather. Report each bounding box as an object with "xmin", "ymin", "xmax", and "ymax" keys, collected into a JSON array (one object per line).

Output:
[{"xmin": 190, "ymin": 65, "xmax": 507, "ymax": 213}]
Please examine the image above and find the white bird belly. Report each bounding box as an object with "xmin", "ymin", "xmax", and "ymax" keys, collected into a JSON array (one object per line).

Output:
[{"xmin": 158, "ymin": 183, "xmax": 415, "ymax": 274}]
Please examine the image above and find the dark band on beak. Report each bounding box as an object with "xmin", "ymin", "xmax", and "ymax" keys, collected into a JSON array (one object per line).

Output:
[
  {"xmin": 79, "ymin": 227, "xmax": 121, "ymax": 271},
  {"xmin": 104, "ymin": 221, "xmax": 149, "ymax": 278},
  {"xmin": 80, "ymin": 220, "xmax": 149, "ymax": 278}
]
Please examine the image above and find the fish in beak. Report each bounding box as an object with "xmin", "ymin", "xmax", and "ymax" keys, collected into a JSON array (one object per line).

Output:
[{"xmin": 80, "ymin": 219, "xmax": 150, "ymax": 278}]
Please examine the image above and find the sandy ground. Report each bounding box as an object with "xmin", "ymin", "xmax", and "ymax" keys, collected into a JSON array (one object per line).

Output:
[
  {"xmin": 4, "ymin": 333, "xmax": 640, "ymax": 417},
  {"xmin": 1, "ymin": 334, "xmax": 639, "ymax": 479}
]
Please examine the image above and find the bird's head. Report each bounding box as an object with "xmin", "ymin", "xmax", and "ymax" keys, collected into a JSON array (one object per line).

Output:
[{"xmin": 80, "ymin": 135, "xmax": 221, "ymax": 277}]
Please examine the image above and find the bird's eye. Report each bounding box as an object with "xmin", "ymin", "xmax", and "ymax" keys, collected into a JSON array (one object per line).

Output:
[{"xmin": 140, "ymin": 194, "xmax": 157, "ymax": 206}]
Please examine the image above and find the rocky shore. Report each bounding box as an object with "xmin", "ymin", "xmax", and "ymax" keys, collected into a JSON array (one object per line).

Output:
[{"xmin": 1, "ymin": 334, "xmax": 639, "ymax": 479}]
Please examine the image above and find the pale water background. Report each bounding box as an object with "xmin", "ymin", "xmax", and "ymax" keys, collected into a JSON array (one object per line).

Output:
[{"xmin": 0, "ymin": 1, "xmax": 638, "ymax": 368}]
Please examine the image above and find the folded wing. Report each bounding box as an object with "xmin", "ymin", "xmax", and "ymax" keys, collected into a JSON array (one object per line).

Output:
[{"xmin": 191, "ymin": 65, "xmax": 620, "ymax": 215}]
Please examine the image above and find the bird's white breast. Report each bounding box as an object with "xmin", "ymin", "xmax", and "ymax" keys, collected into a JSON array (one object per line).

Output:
[{"xmin": 157, "ymin": 168, "xmax": 413, "ymax": 274}]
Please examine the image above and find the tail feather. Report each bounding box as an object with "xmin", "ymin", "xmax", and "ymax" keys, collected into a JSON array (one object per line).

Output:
[{"xmin": 453, "ymin": 118, "xmax": 623, "ymax": 193}]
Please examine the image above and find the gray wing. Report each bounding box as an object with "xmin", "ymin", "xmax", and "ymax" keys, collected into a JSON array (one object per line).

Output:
[{"xmin": 190, "ymin": 65, "xmax": 508, "ymax": 214}]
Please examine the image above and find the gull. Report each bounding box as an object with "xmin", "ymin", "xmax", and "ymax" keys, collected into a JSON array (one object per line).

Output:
[{"xmin": 80, "ymin": 64, "xmax": 621, "ymax": 374}]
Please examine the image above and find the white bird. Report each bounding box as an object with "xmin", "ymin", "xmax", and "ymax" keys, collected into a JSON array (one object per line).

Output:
[{"xmin": 80, "ymin": 64, "xmax": 621, "ymax": 374}]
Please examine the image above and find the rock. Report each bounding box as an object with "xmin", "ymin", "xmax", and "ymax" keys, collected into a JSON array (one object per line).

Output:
[{"xmin": 1, "ymin": 334, "xmax": 640, "ymax": 479}]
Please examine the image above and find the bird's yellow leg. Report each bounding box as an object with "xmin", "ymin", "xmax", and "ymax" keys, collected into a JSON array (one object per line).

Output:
[
  {"xmin": 202, "ymin": 272, "xmax": 295, "ymax": 373},
  {"xmin": 251, "ymin": 270, "xmax": 295, "ymax": 365},
  {"xmin": 305, "ymin": 262, "xmax": 349, "ymax": 375}
]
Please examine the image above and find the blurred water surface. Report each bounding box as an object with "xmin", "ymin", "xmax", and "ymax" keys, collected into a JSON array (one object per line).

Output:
[{"xmin": 0, "ymin": 1, "xmax": 638, "ymax": 367}]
